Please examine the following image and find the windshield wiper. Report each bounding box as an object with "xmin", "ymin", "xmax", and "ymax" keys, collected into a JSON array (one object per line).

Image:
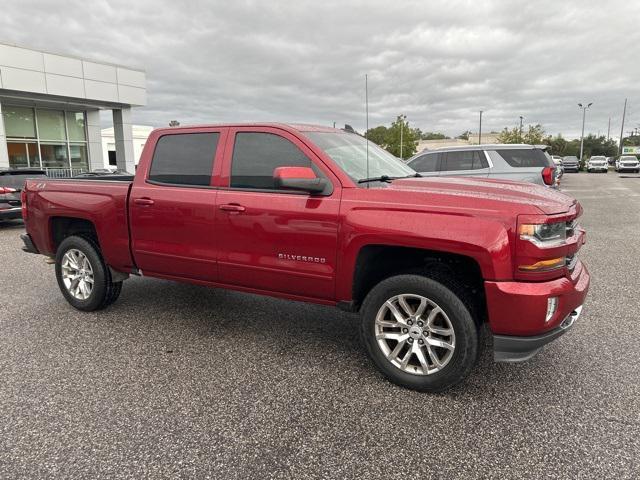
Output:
[{"xmin": 357, "ymin": 173, "xmax": 422, "ymax": 184}]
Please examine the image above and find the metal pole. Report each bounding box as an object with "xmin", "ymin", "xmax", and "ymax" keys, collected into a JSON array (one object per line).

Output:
[
  {"xmin": 619, "ymin": 98, "xmax": 627, "ymax": 155},
  {"xmin": 607, "ymin": 117, "xmax": 611, "ymax": 141},
  {"xmin": 479, "ymin": 110, "xmax": 483, "ymax": 144},
  {"xmin": 579, "ymin": 107, "xmax": 586, "ymax": 162},
  {"xmin": 399, "ymin": 114, "xmax": 404, "ymax": 159},
  {"xmin": 519, "ymin": 116, "xmax": 523, "ymax": 142}
]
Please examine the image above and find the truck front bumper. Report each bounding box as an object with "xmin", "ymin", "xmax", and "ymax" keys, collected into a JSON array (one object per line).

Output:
[
  {"xmin": 493, "ymin": 306, "xmax": 582, "ymax": 361},
  {"xmin": 485, "ymin": 261, "xmax": 590, "ymax": 362}
]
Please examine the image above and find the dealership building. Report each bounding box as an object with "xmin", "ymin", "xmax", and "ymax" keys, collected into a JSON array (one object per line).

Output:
[{"xmin": 0, "ymin": 42, "xmax": 146, "ymax": 175}]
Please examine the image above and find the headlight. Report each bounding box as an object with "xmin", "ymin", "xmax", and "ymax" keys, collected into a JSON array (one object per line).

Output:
[{"xmin": 519, "ymin": 222, "xmax": 567, "ymax": 247}]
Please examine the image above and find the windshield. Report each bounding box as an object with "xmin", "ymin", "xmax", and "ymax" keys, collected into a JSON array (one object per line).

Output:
[
  {"xmin": 620, "ymin": 156, "xmax": 637, "ymax": 161},
  {"xmin": 590, "ymin": 156, "xmax": 605, "ymax": 161},
  {"xmin": 305, "ymin": 132, "xmax": 415, "ymax": 184}
]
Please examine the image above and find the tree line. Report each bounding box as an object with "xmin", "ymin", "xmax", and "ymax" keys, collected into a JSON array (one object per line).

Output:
[{"xmin": 366, "ymin": 116, "xmax": 640, "ymax": 159}]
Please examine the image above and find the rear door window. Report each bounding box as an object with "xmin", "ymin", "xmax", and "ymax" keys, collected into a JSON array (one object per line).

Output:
[
  {"xmin": 441, "ymin": 151, "xmax": 488, "ymax": 171},
  {"xmin": 409, "ymin": 153, "xmax": 439, "ymax": 172},
  {"xmin": 149, "ymin": 133, "xmax": 219, "ymax": 186},
  {"xmin": 496, "ymin": 149, "xmax": 550, "ymax": 168}
]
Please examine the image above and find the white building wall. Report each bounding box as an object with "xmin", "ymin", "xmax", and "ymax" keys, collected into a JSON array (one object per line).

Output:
[
  {"xmin": 101, "ymin": 125, "xmax": 153, "ymax": 169},
  {"xmin": 0, "ymin": 43, "xmax": 146, "ymax": 105}
]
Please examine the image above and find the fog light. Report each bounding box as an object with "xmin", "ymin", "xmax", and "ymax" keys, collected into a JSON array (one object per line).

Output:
[{"xmin": 546, "ymin": 297, "xmax": 558, "ymax": 323}]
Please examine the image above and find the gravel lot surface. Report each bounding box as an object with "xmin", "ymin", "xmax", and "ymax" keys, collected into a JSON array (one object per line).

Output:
[{"xmin": 1, "ymin": 172, "xmax": 639, "ymax": 479}]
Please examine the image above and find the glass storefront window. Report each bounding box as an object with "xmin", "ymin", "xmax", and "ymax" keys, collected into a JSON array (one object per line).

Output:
[
  {"xmin": 4, "ymin": 106, "xmax": 89, "ymax": 172},
  {"xmin": 37, "ymin": 109, "xmax": 67, "ymax": 141},
  {"xmin": 70, "ymin": 144, "xmax": 88, "ymax": 169},
  {"xmin": 3, "ymin": 106, "xmax": 36, "ymax": 139},
  {"xmin": 7, "ymin": 142, "xmax": 29, "ymax": 168},
  {"xmin": 40, "ymin": 144, "xmax": 69, "ymax": 168},
  {"xmin": 6, "ymin": 142, "xmax": 40, "ymax": 169},
  {"xmin": 27, "ymin": 143, "xmax": 40, "ymax": 168},
  {"xmin": 66, "ymin": 112, "xmax": 86, "ymax": 141}
]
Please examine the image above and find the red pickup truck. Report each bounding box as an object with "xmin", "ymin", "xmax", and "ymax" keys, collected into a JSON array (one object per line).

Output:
[{"xmin": 20, "ymin": 124, "xmax": 590, "ymax": 392}]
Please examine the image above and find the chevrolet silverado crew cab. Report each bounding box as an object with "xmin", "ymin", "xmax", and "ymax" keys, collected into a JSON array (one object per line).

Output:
[{"xmin": 20, "ymin": 124, "xmax": 590, "ymax": 392}]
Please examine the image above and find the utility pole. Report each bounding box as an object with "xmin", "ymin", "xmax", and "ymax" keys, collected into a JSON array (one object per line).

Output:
[
  {"xmin": 607, "ymin": 117, "xmax": 611, "ymax": 141},
  {"xmin": 479, "ymin": 110, "xmax": 483, "ymax": 144},
  {"xmin": 578, "ymin": 102, "xmax": 592, "ymax": 162},
  {"xmin": 519, "ymin": 116, "xmax": 524, "ymax": 142},
  {"xmin": 399, "ymin": 114, "xmax": 407, "ymax": 159},
  {"xmin": 619, "ymin": 98, "xmax": 627, "ymax": 155}
]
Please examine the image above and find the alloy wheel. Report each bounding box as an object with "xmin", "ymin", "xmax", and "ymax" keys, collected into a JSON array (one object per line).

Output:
[
  {"xmin": 61, "ymin": 249, "xmax": 94, "ymax": 300},
  {"xmin": 374, "ymin": 294, "xmax": 455, "ymax": 375}
]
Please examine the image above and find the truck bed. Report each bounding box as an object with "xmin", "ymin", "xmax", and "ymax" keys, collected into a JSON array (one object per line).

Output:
[{"xmin": 24, "ymin": 177, "xmax": 135, "ymax": 272}]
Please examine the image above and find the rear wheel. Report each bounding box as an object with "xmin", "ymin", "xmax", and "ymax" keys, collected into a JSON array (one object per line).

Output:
[
  {"xmin": 55, "ymin": 235, "xmax": 122, "ymax": 311},
  {"xmin": 360, "ymin": 274, "xmax": 478, "ymax": 392}
]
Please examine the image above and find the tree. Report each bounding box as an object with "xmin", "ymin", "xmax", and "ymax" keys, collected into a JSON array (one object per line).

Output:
[
  {"xmin": 543, "ymin": 134, "xmax": 569, "ymax": 156},
  {"xmin": 497, "ymin": 124, "xmax": 545, "ymax": 144},
  {"xmin": 365, "ymin": 126, "xmax": 388, "ymax": 146},
  {"xmin": 457, "ymin": 130, "xmax": 471, "ymax": 140},
  {"xmin": 421, "ymin": 132, "xmax": 450, "ymax": 140},
  {"xmin": 365, "ymin": 117, "xmax": 420, "ymax": 159},
  {"xmin": 622, "ymin": 134, "xmax": 640, "ymax": 147},
  {"xmin": 384, "ymin": 116, "xmax": 420, "ymax": 159},
  {"xmin": 169, "ymin": 120, "xmax": 180, "ymax": 127}
]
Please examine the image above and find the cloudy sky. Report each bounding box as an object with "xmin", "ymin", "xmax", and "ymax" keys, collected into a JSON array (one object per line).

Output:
[{"xmin": 2, "ymin": 0, "xmax": 639, "ymax": 139}]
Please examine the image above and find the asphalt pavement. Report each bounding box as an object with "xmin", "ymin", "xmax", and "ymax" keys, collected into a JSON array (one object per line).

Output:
[{"xmin": 1, "ymin": 171, "xmax": 639, "ymax": 479}]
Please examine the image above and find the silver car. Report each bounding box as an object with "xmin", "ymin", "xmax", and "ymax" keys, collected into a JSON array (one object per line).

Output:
[{"xmin": 406, "ymin": 144, "xmax": 558, "ymax": 187}]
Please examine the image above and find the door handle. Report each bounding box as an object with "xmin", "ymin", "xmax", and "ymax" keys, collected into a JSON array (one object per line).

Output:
[
  {"xmin": 134, "ymin": 198, "xmax": 155, "ymax": 206},
  {"xmin": 219, "ymin": 203, "xmax": 246, "ymax": 213}
]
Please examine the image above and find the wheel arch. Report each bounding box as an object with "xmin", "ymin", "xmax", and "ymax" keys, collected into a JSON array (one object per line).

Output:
[{"xmin": 348, "ymin": 244, "xmax": 487, "ymax": 323}]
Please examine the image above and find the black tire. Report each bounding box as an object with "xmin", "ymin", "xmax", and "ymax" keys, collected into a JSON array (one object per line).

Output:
[
  {"xmin": 360, "ymin": 274, "xmax": 478, "ymax": 392},
  {"xmin": 55, "ymin": 235, "xmax": 122, "ymax": 311}
]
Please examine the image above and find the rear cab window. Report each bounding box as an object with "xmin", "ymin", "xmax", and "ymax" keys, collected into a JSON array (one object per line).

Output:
[
  {"xmin": 148, "ymin": 132, "xmax": 220, "ymax": 186},
  {"xmin": 494, "ymin": 149, "xmax": 551, "ymax": 168}
]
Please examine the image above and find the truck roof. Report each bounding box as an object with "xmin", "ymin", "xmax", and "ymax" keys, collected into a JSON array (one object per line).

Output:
[{"xmin": 151, "ymin": 123, "xmax": 342, "ymax": 135}]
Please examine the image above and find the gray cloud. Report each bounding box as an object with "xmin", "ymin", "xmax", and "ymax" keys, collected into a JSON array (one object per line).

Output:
[{"xmin": 1, "ymin": 0, "xmax": 638, "ymax": 139}]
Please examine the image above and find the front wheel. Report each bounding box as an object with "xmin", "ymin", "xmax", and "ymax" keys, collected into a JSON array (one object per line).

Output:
[
  {"xmin": 360, "ymin": 274, "xmax": 478, "ymax": 392},
  {"xmin": 55, "ymin": 235, "xmax": 122, "ymax": 311}
]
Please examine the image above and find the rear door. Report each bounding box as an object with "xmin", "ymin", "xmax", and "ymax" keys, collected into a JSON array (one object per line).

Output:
[
  {"xmin": 439, "ymin": 150, "xmax": 490, "ymax": 178},
  {"xmin": 215, "ymin": 127, "xmax": 341, "ymax": 300},
  {"xmin": 129, "ymin": 128, "xmax": 226, "ymax": 281}
]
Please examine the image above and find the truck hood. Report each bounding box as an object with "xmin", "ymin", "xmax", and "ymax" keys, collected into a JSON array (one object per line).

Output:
[{"xmin": 385, "ymin": 176, "xmax": 575, "ymax": 215}]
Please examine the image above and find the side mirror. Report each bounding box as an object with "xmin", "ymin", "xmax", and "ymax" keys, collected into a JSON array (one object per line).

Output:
[{"xmin": 273, "ymin": 166, "xmax": 328, "ymax": 194}]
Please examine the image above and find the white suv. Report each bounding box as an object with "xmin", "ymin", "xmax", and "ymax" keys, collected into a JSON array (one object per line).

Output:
[
  {"xmin": 586, "ymin": 156, "xmax": 608, "ymax": 173},
  {"xmin": 615, "ymin": 156, "xmax": 640, "ymax": 173}
]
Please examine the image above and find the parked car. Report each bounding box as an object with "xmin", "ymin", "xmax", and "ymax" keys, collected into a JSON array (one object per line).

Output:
[
  {"xmin": 0, "ymin": 169, "xmax": 47, "ymax": 221},
  {"xmin": 562, "ymin": 156, "xmax": 580, "ymax": 172},
  {"xmin": 615, "ymin": 155, "xmax": 640, "ymax": 173},
  {"xmin": 406, "ymin": 144, "xmax": 558, "ymax": 187},
  {"xmin": 20, "ymin": 124, "xmax": 590, "ymax": 392},
  {"xmin": 586, "ymin": 156, "xmax": 608, "ymax": 173}
]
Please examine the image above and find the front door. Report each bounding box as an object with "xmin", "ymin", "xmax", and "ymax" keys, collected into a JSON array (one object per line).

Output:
[
  {"xmin": 129, "ymin": 129, "xmax": 225, "ymax": 281},
  {"xmin": 215, "ymin": 128, "xmax": 340, "ymax": 300}
]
